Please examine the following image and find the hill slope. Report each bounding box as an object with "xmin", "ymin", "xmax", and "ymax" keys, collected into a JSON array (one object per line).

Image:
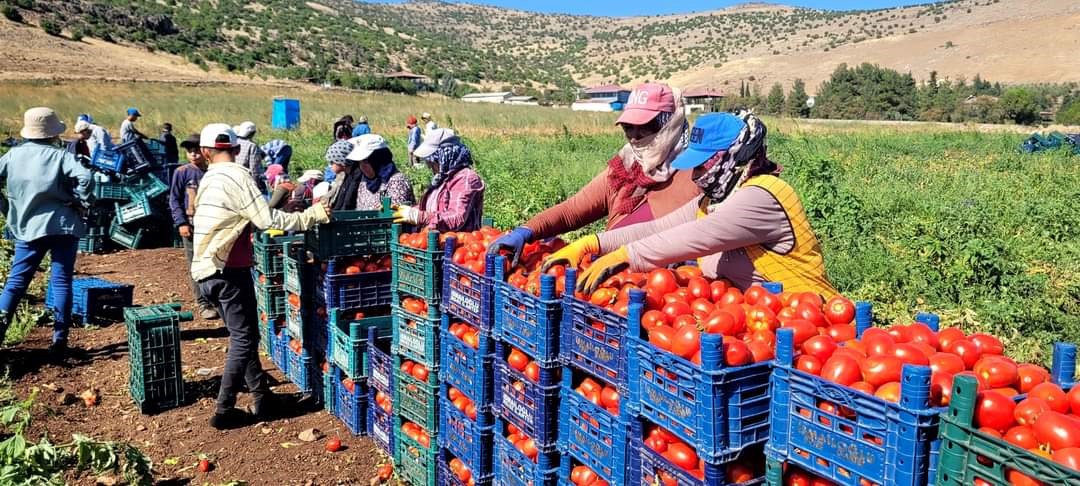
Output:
[{"xmin": 2, "ymin": 0, "xmax": 1077, "ymax": 94}]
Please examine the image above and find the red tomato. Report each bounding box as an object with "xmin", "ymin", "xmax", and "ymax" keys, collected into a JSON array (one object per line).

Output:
[
  {"xmin": 975, "ymin": 391, "xmax": 1018, "ymax": 433},
  {"xmin": 931, "ymin": 371, "xmax": 955, "ymax": 406},
  {"xmin": 945, "ymin": 338, "xmax": 982, "ymax": 369},
  {"xmin": 789, "ymin": 292, "xmax": 823, "ymax": 310},
  {"xmin": 412, "ymin": 363, "xmax": 429, "ymax": 382},
  {"xmin": 1014, "ymin": 397, "xmax": 1050, "ymax": 427},
  {"xmin": 861, "ymin": 328, "xmax": 896, "ymax": 357},
  {"xmin": 861, "ymin": 356, "xmax": 904, "ymax": 387},
  {"xmin": 801, "ymin": 335, "xmax": 838, "ymax": 362},
  {"xmin": 886, "ymin": 325, "xmax": 912, "ymax": 343},
  {"xmin": 973, "ymin": 356, "xmax": 1019, "ymax": 389},
  {"xmin": 758, "ymin": 292, "xmax": 783, "ymax": 314},
  {"xmin": 524, "ymin": 362, "xmax": 540, "ymax": 382},
  {"xmin": 1068, "ymin": 386, "xmax": 1080, "ymax": 415},
  {"xmin": 1051, "ymin": 447, "xmax": 1080, "ymax": 472},
  {"xmin": 689, "ymin": 298, "xmax": 715, "ymax": 319},
  {"xmin": 726, "ymin": 462, "xmax": 756, "ymax": 483},
  {"xmin": 670, "ymin": 324, "xmax": 701, "ymax": 360},
  {"xmin": 936, "ymin": 327, "xmax": 967, "ymax": 350},
  {"xmin": 645, "ymin": 269, "xmax": 679, "ymax": 299},
  {"xmin": 795, "ymin": 355, "xmax": 824, "ymax": 375},
  {"xmin": 1004, "ymin": 425, "xmax": 1039, "ymax": 450},
  {"xmin": 703, "ymin": 310, "xmax": 742, "ymax": 335},
  {"xmin": 743, "ymin": 285, "xmax": 768, "ymax": 305},
  {"xmin": 1006, "ymin": 470, "xmax": 1043, "ymax": 486},
  {"xmin": 663, "ymin": 442, "xmax": 699, "ymax": 472},
  {"xmin": 794, "ymin": 303, "xmax": 828, "ymax": 328},
  {"xmin": 719, "ymin": 288, "xmax": 745, "ymax": 306},
  {"xmin": 850, "ymin": 381, "xmax": 876, "ymax": 395},
  {"xmin": 929, "ymin": 352, "xmax": 966, "ymax": 375},
  {"xmin": 823, "ymin": 295, "xmax": 855, "ymax": 325},
  {"xmin": 891, "ymin": 343, "xmax": 930, "ymax": 366},
  {"xmin": 723, "ymin": 338, "xmax": 753, "ymax": 367},
  {"xmin": 1017, "ymin": 364, "xmax": 1050, "ymax": 394},
  {"xmin": 1029, "ymin": 382, "xmax": 1069, "ymax": 413},
  {"xmin": 1034, "ymin": 411, "xmax": 1080, "ymax": 451},
  {"xmin": 600, "ymin": 387, "xmax": 620, "ymax": 410},
  {"xmin": 746, "ymin": 305, "xmax": 778, "ymax": 333},
  {"xmin": 747, "ymin": 340, "xmax": 774, "ymax": 363},
  {"xmin": 907, "ymin": 323, "xmax": 939, "ymax": 350},
  {"xmin": 781, "ymin": 319, "xmax": 818, "ymax": 346},
  {"xmin": 968, "ymin": 333, "xmax": 1005, "ymax": 356},
  {"xmin": 662, "ymin": 301, "xmax": 692, "ymax": 319},
  {"xmin": 507, "ymin": 349, "xmax": 529, "ymax": 372},
  {"xmin": 641, "ymin": 310, "xmax": 669, "ymax": 332},
  {"xmin": 875, "ymin": 382, "xmax": 901, "ymax": 402},
  {"xmin": 686, "ymin": 277, "xmax": 710, "ymax": 300},
  {"xmin": 820, "ymin": 355, "xmax": 862, "ymax": 386},
  {"xmin": 709, "ymin": 281, "xmax": 730, "ymax": 303},
  {"xmin": 826, "ymin": 324, "xmax": 856, "ymax": 342},
  {"xmin": 649, "ymin": 326, "xmax": 676, "ymax": 352}
]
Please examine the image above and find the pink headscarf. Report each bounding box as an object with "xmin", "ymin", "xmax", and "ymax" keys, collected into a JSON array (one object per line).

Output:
[{"xmin": 265, "ymin": 164, "xmax": 284, "ymax": 188}]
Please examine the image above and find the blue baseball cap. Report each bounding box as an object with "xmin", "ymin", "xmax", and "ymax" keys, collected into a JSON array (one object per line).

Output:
[
  {"xmin": 127, "ymin": 108, "xmax": 141, "ymax": 117},
  {"xmin": 670, "ymin": 113, "xmax": 747, "ymax": 170}
]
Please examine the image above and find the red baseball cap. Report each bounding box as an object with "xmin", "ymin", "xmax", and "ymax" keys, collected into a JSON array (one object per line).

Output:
[{"xmin": 616, "ymin": 83, "xmax": 676, "ymax": 126}]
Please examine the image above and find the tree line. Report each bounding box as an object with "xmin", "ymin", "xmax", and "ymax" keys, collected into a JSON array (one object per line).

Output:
[{"xmin": 726, "ymin": 63, "xmax": 1080, "ymax": 126}]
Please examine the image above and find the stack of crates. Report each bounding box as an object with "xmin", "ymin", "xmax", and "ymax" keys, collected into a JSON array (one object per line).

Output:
[
  {"xmin": 45, "ymin": 276, "xmax": 133, "ymax": 325},
  {"xmin": 82, "ymin": 138, "xmax": 177, "ymax": 253},
  {"xmin": 125, "ymin": 303, "xmax": 192, "ymax": 414},
  {"xmin": 491, "ymin": 255, "xmax": 563, "ymax": 486},
  {"xmin": 438, "ymin": 237, "xmax": 498, "ymax": 486},
  {"xmin": 254, "ymin": 232, "xmax": 297, "ymax": 359},
  {"xmin": 623, "ymin": 280, "xmax": 776, "ymax": 486},
  {"xmin": 390, "ymin": 224, "xmax": 443, "ymax": 485},
  {"xmin": 766, "ymin": 302, "xmax": 942, "ymax": 486}
]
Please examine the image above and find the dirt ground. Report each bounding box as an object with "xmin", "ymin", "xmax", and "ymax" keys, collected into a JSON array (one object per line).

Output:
[{"xmin": 7, "ymin": 248, "xmax": 394, "ymax": 485}]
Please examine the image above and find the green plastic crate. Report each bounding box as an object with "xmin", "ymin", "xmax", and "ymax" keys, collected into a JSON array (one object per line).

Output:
[
  {"xmin": 937, "ymin": 367, "xmax": 1079, "ymax": 486},
  {"xmin": 79, "ymin": 228, "xmax": 110, "ymax": 254},
  {"xmin": 391, "ymin": 225, "xmax": 443, "ymax": 301},
  {"xmin": 394, "ymin": 354, "xmax": 440, "ymax": 433},
  {"xmin": 255, "ymin": 281, "xmax": 286, "ymax": 317},
  {"xmin": 126, "ymin": 172, "xmax": 168, "ymax": 200},
  {"xmin": 391, "ymin": 305, "xmax": 441, "ymax": 368},
  {"xmin": 109, "ymin": 219, "xmax": 145, "ymax": 249},
  {"xmin": 329, "ymin": 309, "xmax": 393, "ymax": 379},
  {"xmin": 114, "ymin": 197, "xmax": 153, "ymax": 225},
  {"xmin": 394, "ymin": 416, "xmax": 439, "ymax": 486},
  {"xmin": 125, "ymin": 303, "xmax": 193, "ymax": 414},
  {"xmin": 93, "ymin": 180, "xmax": 129, "ymax": 201},
  {"xmin": 254, "ymin": 233, "xmax": 303, "ymax": 277},
  {"xmin": 305, "ymin": 197, "xmax": 394, "ymax": 259}
]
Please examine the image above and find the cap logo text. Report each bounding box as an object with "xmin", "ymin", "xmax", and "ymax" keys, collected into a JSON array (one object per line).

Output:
[{"xmin": 690, "ymin": 127, "xmax": 705, "ymax": 144}]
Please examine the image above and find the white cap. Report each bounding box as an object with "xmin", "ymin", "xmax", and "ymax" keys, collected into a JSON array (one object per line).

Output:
[
  {"xmin": 233, "ymin": 121, "xmax": 256, "ymax": 138},
  {"xmin": 74, "ymin": 120, "xmax": 91, "ymax": 132},
  {"xmin": 346, "ymin": 134, "xmax": 389, "ymax": 162},
  {"xmin": 199, "ymin": 123, "xmax": 238, "ymax": 149},
  {"xmin": 421, "ymin": 112, "xmax": 431, "ymax": 120},
  {"xmin": 413, "ymin": 128, "xmax": 457, "ymax": 159},
  {"xmin": 297, "ymin": 169, "xmax": 323, "ymax": 183},
  {"xmin": 312, "ymin": 181, "xmax": 330, "ymax": 202}
]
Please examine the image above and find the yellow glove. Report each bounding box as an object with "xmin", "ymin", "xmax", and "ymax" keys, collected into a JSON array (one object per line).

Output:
[
  {"xmin": 393, "ymin": 205, "xmax": 423, "ymax": 225},
  {"xmin": 264, "ymin": 229, "xmax": 285, "ymax": 237},
  {"xmin": 541, "ymin": 235, "xmax": 600, "ymax": 272},
  {"xmin": 577, "ymin": 247, "xmax": 630, "ymax": 294}
]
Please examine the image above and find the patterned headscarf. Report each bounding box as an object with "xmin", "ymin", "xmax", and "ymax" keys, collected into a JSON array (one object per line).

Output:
[
  {"xmin": 324, "ymin": 140, "xmax": 354, "ymax": 167},
  {"xmin": 427, "ymin": 140, "xmax": 473, "ymax": 189},
  {"xmin": 606, "ymin": 91, "xmax": 689, "ymax": 215},
  {"xmin": 692, "ymin": 111, "xmax": 777, "ymax": 203}
]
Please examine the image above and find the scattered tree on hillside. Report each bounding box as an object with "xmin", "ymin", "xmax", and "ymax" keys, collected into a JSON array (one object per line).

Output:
[
  {"xmin": 786, "ymin": 79, "xmax": 810, "ymax": 118},
  {"xmin": 814, "ymin": 63, "xmax": 918, "ymax": 121},
  {"xmin": 1000, "ymin": 87, "xmax": 1040, "ymax": 125},
  {"xmin": 766, "ymin": 83, "xmax": 786, "ymax": 115}
]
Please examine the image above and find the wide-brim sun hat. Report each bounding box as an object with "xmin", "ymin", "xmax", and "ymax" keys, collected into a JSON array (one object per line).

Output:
[
  {"xmin": 413, "ymin": 128, "xmax": 457, "ymax": 159},
  {"xmin": 21, "ymin": 107, "xmax": 66, "ymax": 139}
]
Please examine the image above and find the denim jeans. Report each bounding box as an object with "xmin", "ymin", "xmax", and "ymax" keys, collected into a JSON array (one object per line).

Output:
[
  {"xmin": 198, "ymin": 267, "xmax": 269, "ymax": 413},
  {"xmin": 0, "ymin": 235, "xmax": 79, "ymax": 343}
]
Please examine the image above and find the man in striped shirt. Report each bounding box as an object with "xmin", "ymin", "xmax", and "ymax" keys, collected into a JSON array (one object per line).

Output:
[{"xmin": 191, "ymin": 123, "xmax": 330, "ymax": 430}]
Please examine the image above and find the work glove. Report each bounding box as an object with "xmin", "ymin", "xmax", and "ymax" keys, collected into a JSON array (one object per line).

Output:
[
  {"xmin": 487, "ymin": 226, "xmax": 533, "ymax": 267},
  {"xmin": 393, "ymin": 204, "xmax": 423, "ymax": 225},
  {"xmin": 541, "ymin": 234, "xmax": 599, "ymax": 273},
  {"xmin": 577, "ymin": 247, "xmax": 630, "ymax": 295}
]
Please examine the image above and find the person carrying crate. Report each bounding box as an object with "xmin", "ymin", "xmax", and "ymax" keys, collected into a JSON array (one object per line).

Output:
[
  {"xmin": 120, "ymin": 108, "xmax": 146, "ymax": 143},
  {"xmin": 189, "ymin": 123, "xmax": 330, "ymax": 430},
  {"xmin": 170, "ymin": 133, "xmax": 218, "ymax": 321},
  {"xmin": 0, "ymin": 108, "xmax": 93, "ymax": 361}
]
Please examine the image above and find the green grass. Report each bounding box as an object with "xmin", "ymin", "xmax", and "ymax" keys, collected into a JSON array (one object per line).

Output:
[{"xmin": 1, "ymin": 80, "xmax": 1077, "ymax": 362}]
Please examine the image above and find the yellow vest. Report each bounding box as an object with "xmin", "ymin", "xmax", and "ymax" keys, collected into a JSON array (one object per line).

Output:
[{"xmin": 701, "ymin": 175, "xmax": 838, "ymax": 298}]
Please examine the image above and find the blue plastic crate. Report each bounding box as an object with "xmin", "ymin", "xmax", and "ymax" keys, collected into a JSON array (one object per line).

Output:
[
  {"xmin": 333, "ymin": 368, "xmax": 368, "ymax": 436},
  {"xmin": 392, "ymin": 305, "xmax": 441, "ymax": 369},
  {"xmin": 368, "ymin": 385, "xmax": 394, "ymax": 456},
  {"xmin": 442, "ymin": 238, "xmax": 495, "ymax": 330},
  {"xmin": 285, "ymin": 335, "xmax": 315, "ymax": 394},
  {"xmin": 494, "ymin": 415, "xmax": 560, "ymax": 486},
  {"xmin": 493, "ymin": 341, "xmax": 560, "ymax": 446},
  {"xmin": 559, "ymin": 271, "xmax": 643, "ymax": 389},
  {"xmin": 368, "ymin": 328, "xmax": 394, "ymax": 395},
  {"xmin": 632, "ymin": 419, "xmax": 765, "ymax": 486},
  {"xmin": 440, "ymin": 315, "xmax": 495, "ymax": 408},
  {"xmin": 626, "ymin": 295, "xmax": 772, "ymax": 462},
  {"xmin": 440, "ymin": 394, "xmax": 494, "ymax": 478},
  {"xmin": 90, "ymin": 146, "xmax": 123, "ymax": 173},
  {"xmin": 768, "ymin": 327, "xmax": 942, "ymax": 486},
  {"xmin": 323, "ymin": 363, "xmax": 338, "ymax": 415},
  {"xmin": 47, "ymin": 276, "xmax": 133, "ymax": 325},
  {"xmin": 440, "ymin": 448, "xmax": 493, "ymax": 486},
  {"xmin": 328, "ymin": 308, "xmax": 392, "ymax": 380},
  {"xmin": 271, "ymin": 329, "xmax": 290, "ymax": 375},
  {"xmin": 494, "ymin": 258, "xmax": 562, "ymax": 366},
  {"xmin": 324, "ymin": 268, "xmax": 393, "ymax": 310},
  {"xmin": 559, "ymin": 452, "xmax": 640, "ymax": 486},
  {"xmin": 557, "ymin": 371, "xmax": 631, "ymax": 484}
]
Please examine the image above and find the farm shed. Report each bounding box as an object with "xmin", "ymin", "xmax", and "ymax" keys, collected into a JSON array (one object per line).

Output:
[
  {"xmin": 684, "ymin": 87, "xmax": 725, "ymax": 113},
  {"xmin": 506, "ymin": 96, "xmax": 539, "ymax": 106},
  {"xmin": 462, "ymin": 92, "xmax": 513, "ymax": 104}
]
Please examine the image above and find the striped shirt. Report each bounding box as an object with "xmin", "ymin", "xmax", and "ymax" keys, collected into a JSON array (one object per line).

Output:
[{"xmin": 190, "ymin": 161, "xmax": 328, "ymax": 281}]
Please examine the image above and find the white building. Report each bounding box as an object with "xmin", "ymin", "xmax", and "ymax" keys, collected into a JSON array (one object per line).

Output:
[
  {"xmin": 506, "ymin": 96, "xmax": 539, "ymax": 106},
  {"xmin": 461, "ymin": 92, "xmax": 512, "ymax": 104}
]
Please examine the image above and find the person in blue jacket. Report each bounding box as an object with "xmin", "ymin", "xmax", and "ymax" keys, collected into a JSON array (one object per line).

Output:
[
  {"xmin": 169, "ymin": 133, "xmax": 219, "ymax": 320},
  {"xmin": 0, "ymin": 108, "xmax": 93, "ymax": 361},
  {"xmin": 351, "ymin": 116, "xmax": 371, "ymax": 137}
]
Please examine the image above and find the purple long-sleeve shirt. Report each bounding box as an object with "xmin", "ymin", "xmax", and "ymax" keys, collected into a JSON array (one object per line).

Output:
[
  {"xmin": 169, "ymin": 163, "xmax": 204, "ymax": 227},
  {"xmin": 597, "ymin": 186, "xmax": 793, "ymax": 291},
  {"xmin": 418, "ymin": 167, "xmax": 485, "ymax": 232}
]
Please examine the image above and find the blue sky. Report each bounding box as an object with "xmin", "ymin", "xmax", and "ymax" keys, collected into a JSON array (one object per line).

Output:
[{"xmin": 367, "ymin": 0, "xmax": 936, "ymax": 16}]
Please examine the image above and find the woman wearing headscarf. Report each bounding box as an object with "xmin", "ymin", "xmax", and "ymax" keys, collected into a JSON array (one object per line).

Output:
[
  {"xmin": 346, "ymin": 134, "xmax": 415, "ymax": 210},
  {"xmin": 393, "ymin": 128, "xmax": 484, "ymax": 232},
  {"xmin": 489, "ymin": 82, "xmax": 699, "ymax": 265},
  {"xmin": 333, "ymin": 115, "xmax": 354, "ymax": 141},
  {"xmin": 322, "ymin": 140, "xmax": 363, "ymax": 211},
  {"xmin": 568, "ymin": 111, "xmax": 838, "ymax": 298}
]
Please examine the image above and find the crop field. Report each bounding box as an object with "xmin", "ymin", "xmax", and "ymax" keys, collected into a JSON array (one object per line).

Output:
[{"xmin": 1, "ymin": 80, "xmax": 1077, "ymax": 362}]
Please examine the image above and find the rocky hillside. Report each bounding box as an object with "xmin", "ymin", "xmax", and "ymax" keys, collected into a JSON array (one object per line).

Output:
[{"xmin": 2, "ymin": 0, "xmax": 1077, "ymax": 95}]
